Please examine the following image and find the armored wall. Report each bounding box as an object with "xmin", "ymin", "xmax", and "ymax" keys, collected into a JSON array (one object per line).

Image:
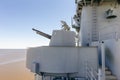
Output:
[{"xmin": 26, "ymin": 47, "xmax": 98, "ymax": 78}]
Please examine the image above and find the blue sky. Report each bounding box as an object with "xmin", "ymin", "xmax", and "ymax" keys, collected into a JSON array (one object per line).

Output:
[{"xmin": 0, "ymin": 0, "xmax": 75, "ymax": 49}]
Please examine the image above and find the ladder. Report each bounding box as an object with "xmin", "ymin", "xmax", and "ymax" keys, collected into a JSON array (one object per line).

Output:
[{"xmin": 91, "ymin": 6, "xmax": 99, "ymax": 41}]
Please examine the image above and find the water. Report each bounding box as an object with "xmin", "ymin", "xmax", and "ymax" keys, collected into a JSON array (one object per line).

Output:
[
  {"xmin": 0, "ymin": 49, "xmax": 26, "ymax": 65},
  {"xmin": 0, "ymin": 58, "xmax": 25, "ymax": 65},
  {"xmin": 0, "ymin": 49, "xmax": 34, "ymax": 80}
]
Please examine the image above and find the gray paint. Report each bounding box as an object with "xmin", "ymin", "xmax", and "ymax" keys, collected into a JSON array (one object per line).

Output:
[
  {"xmin": 26, "ymin": 46, "xmax": 98, "ymax": 78},
  {"xmin": 80, "ymin": 2, "xmax": 120, "ymax": 79},
  {"xmin": 49, "ymin": 30, "xmax": 76, "ymax": 46},
  {"xmin": 104, "ymin": 39, "xmax": 120, "ymax": 79}
]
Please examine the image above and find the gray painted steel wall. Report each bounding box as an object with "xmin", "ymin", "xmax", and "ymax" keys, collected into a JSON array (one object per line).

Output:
[
  {"xmin": 80, "ymin": 3, "xmax": 120, "ymax": 79},
  {"xmin": 80, "ymin": 6, "xmax": 93, "ymax": 46},
  {"xmin": 80, "ymin": 3, "xmax": 120, "ymax": 46},
  {"xmin": 49, "ymin": 30, "xmax": 76, "ymax": 46},
  {"xmin": 26, "ymin": 47, "xmax": 98, "ymax": 78},
  {"xmin": 104, "ymin": 39, "xmax": 120, "ymax": 79}
]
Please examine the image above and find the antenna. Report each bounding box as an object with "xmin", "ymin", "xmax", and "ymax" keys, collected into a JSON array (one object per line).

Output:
[{"xmin": 71, "ymin": 17, "xmax": 73, "ymax": 27}]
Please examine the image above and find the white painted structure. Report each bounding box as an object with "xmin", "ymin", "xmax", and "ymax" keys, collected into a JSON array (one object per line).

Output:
[
  {"xmin": 78, "ymin": 0, "xmax": 120, "ymax": 80},
  {"xmin": 27, "ymin": 30, "xmax": 98, "ymax": 80},
  {"xmin": 27, "ymin": 46, "xmax": 98, "ymax": 77},
  {"xmin": 26, "ymin": 0, "xmax": 120, "ymax": 80},
  {"xmin": 49, "ymin": 30, "xmax": 76, "ymax": 46},
  {"xmin": 104, "ymin": 39, "xmax": 120, "ymax": 79},
  {"xmin": 80, "ymin": 4, "xmax": 120, "ymax": 46}
]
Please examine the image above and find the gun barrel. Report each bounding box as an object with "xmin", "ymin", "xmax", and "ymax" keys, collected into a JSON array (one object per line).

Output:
[{"xmin": 32, "ymin": 28, "xmax": 51, "ymax": 39}]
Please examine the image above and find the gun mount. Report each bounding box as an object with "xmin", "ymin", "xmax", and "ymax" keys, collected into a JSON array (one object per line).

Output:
[{"xmin": 32, "ymin": 28, "xmax": 51, "ymax": 39}]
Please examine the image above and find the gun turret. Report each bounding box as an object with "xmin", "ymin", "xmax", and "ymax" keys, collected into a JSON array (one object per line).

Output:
[{"xmin": 32, "ymin": 28, "xmax": 51, "ymax": 39}]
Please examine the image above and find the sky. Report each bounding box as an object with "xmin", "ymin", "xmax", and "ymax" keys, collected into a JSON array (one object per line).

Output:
[{"xmin": 0, "ymin": 0, "xmax": 76, "ymax": 49}]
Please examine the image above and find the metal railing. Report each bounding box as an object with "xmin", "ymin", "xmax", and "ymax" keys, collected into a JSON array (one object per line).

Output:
[
  {"xmin": 85, "ymin": 61, "xmax": 98, "ymax": 80},
  {"xmin": 85, "ymin": 42, "xmax": 106, "ymax": 80},
  {"xmin": 86, "ymin": 42, "xmax": 106, "ymax": 80},
  {"xmin": 85, "ymin": 61, "xmax": 104, "ymax": 80}
]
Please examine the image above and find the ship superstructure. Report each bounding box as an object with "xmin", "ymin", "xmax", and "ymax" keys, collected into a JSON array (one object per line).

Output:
[
  {"xmin": 26, "ymin": 0, "xmax": 120, "ymax": 80},
  {"xmin": 74, "ymin": 0, "xmax": 120, "ymax": 80}
]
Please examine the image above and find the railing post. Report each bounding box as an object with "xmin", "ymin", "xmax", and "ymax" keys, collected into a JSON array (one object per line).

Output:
[
  {"xmin": 35, "ymin": 74, "xmax": 37, "ymax": 80},
  {"xmin": 101, "ymin": 42, "xmax": 105, "ymax": 80},
  {"xmin": 98, "ymin": 69, "xmax": 102, "ymax": 80}
]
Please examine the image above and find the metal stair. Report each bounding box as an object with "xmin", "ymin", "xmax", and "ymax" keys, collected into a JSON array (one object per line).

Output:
[{"xmin": 105, "ymin": 67, "xmax": 117, "ymax": 80}]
